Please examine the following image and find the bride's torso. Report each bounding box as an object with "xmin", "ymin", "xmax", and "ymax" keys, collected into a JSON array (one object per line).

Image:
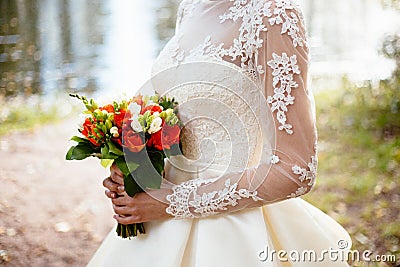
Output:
[{"xmin": 151, "ymin": 0, "xmax": 275, "ymax": 182}]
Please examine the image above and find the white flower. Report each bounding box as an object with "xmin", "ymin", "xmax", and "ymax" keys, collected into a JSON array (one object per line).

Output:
[
  {"xmin": 128, "ymin": 102, "xmax": 142, "ymax": 116},
  {"xmin": 148, "ymin": 117, "xmax": 162, "ymax": 134},
  {"xmin": 110, "ymin": 126, "xmax": 119, "ymax": 137},
  {"xmin": 131, "ymin": 116, "xmax": 143, "ymax": 132}
]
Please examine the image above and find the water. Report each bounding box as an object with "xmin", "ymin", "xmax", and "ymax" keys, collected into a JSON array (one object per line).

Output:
[
  {"xmin": 0, "ymin": 0, "xmax": 399, "ymax": 98},
  {"xmin": 300, "ymin": 0, "xmax": 400, "ymax": 81}
]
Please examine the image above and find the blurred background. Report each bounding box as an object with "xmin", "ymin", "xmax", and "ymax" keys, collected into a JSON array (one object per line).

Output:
[{"xmin": 0, "ymin": 0, "xmax": 399, "ymax": 266}]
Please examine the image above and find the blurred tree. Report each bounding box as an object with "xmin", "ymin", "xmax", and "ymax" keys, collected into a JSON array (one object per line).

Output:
[
  {"xmin": 323, "ymin": 0, "xmax": 400, "ymax": 140},
  {"xmin": 382, "ymin": 0, "xmax": 400, "ymax": 79}
]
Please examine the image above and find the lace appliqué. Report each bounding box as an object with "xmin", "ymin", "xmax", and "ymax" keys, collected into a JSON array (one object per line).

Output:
[
  {"xmin": 287, "ymin": 186, "xmax": 308, "ymax": 198},
  {"xmin": 171, "ymin": 0, "xmax": 307, "ymax": 80},
  {"xmin": 267, "ymin": 0, "xmax": 308, "ymax": 47},
  {"xmin": 271, "ymin": 154, "xmax": 280, "ymax": 164},
  {"xmin": 219, "ymin": 0, "xmax": 272, "ymax": 76},
  {"xmin": 166, "ymin": 178, "xmax": 262, "ymax": 218},
  {"xmin": 267, "ymin": 52, "xmax": 300, "ymax": 134},
  {"xmin": 292, "ymin": 155, "xmax": 317, "ymax": 187}
]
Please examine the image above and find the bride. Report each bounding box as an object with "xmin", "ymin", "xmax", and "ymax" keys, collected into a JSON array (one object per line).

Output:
[{"xmin": 88, "ymin": 0, "xmax": 352, "ymax": 266}]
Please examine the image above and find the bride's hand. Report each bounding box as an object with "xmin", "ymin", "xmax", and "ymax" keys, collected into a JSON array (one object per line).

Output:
[
  {"xmin": 110, "ymin": 191, "xmax": 171, "ymax": 224},
  {"xmin": 103, "ymin": 163, "xmax": 125, "ymax": 199},
  {"xmin": 103, "ymin": 163, "xmax": 171, "ymax": 224}
]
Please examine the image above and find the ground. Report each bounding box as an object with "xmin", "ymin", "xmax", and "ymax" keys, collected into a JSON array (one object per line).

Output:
[
  {"xmin": 0, "ymin": 118, "xmax": 399, "ymax": 267},
  {"xmin": 0, "ymin": 120, "xmax": 114, "ymax": 266}
]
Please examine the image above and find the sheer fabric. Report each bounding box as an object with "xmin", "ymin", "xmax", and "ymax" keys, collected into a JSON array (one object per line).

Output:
[{"xmin": 151, "ymin": 0, "xmax": 318, "ymax": 219}]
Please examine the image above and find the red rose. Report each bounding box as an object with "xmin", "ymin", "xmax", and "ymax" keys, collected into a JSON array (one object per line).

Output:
[
  {"xmin": 100, "ymin": 104, "xmax": 115, "ymax": 113},
  {"xmin": 123, "ymin": 130, "xmax": 145, "ymax": 152},
  {"xmin": 81, "ymin": 118, "xmax": 102, "ymax": 146},
  {"xmin": 147, "ymin": 127, "xmax": 163, "ymax": 150},
  {"xmin": 140, "ymin": 105, "xmax": 162, "ymax": 115},
  {"xmin": 147, "ymin": 123, "xmax": 180, "ymax": 150},
  {"xmin": 162, "ymin": 124, "xmax": 181, "ymax": 149}
]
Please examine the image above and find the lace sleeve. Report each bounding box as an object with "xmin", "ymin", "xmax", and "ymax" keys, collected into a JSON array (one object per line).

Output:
[{"xmin": 160, "ymin": 0, "xmax": 317, "ymax": 219}]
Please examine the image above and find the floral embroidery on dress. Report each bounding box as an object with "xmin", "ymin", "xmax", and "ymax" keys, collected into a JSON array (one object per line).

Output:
[
  {"xmin": 172, "ymin": 0, "xmax": 308, "ymax": 77},
  {"xmin": 271, "ymin": 154, "xmax": 280, "ymax": 164},
  {"xmin": 292, "ymin": 155, "xmax": 317, "ymax": 187},
  {"xmin": 187, "ymin": 36, "xmax": 226, "ymax": 61},
  {"xmin": 267, "ymin": 52, "xmax": 300, "ymax": 134},
  {"xmin": 267, "ymin": 0, "xmax": 308, "ymax": 47},
  {"xmin": 287, "ymin": 186, "xmax": 308, "ymax": 198},
  {"xmin": 166, "ymin": 178, "xmax": 262, "ymax": 218},
  {"xmin": 219, "ymin": 0, "xmax": 272, "ymax": 76}
]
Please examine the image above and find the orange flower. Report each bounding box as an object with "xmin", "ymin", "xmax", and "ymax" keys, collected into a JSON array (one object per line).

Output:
[
  {"xmin": 81, "ymin": 118, "xmax": 102, "ymax": 146},
  {"xmin": 123, "ymin": 130, "xmax": 145, "ymax": 152},
  {"xmin": 140, "ymin": 105, "xmax": 162, "ymax": 115},
  {"xmin": 100, "ymin": 104, "xmax": 115, "ymax": 113},
  {"xmin": 114, "ymin": 109, "xmax": 132, "ymax": 128}
]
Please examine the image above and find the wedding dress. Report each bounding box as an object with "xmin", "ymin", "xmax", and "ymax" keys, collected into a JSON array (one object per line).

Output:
[{"xmin": 87, "ymin": 0, "xmax": 352, "ymax": 266}]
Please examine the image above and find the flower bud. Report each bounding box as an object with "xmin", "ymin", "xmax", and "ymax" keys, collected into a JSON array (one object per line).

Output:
[
  {"xmin": 110, "ymin": 126, "xmax": 119, "ymax": 138},
  {"xmin": 105, "ymin": 120, "xmax": 113, "ymax": 130},
  {"xmin": 90, "ymin": 99, "xmax": 98, "ymax": 110}
]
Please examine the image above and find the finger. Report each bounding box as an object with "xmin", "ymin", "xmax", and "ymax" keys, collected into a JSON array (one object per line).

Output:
[
  {"xmin": 105, "ymin": 189, "xmax": 117, "ymax": 199},
  {"xmin": 102, "ymin": 177, "xmax": 119, "ymax": 192},
  {"xmin": 110, "ymin": 163, "xmax": 124, "ymax": 176},
  {"xmin": 111, "ymin": 194, "xmax": 132, "ymax": 206},
  {"xmin": 112, "ymin": 204, "xmax": 134, "ymax": 215},
  {"xmin": 113, "ymin": 214, "xmax": 140, "ymax": 225},
  {"xmin": 110, "ymin": 170, "xmax": 124, "ymax": 185}
]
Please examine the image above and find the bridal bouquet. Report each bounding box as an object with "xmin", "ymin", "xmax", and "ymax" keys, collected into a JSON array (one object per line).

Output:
[{"xmin": 66, "ymin": 93, "xmax": 181, "ymax": 238}]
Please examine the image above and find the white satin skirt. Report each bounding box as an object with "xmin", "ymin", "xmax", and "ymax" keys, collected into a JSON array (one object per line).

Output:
[{"xmin": 86, "ymin": 198, "xmax": 351, "ymax": 267}]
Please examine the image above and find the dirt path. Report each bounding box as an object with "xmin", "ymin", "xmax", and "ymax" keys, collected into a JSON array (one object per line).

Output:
[{"xmin": 0, "ymin": 120, "xmax": 114, "ymax": 266}]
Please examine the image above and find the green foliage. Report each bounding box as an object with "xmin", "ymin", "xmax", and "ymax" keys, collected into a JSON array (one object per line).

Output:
[
  {"xmin": 305, "ymin": 82, "xmax": 400, "ymax": 263},
  {"xmin": 0, "ymin": 98, "xmax": 61, "ymax": 136},
  {"xmin": 335, "ymin": 78, "xmax": 400, "ymax": 139}
]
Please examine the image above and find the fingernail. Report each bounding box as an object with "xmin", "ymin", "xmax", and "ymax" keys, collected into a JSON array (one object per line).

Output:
[
  {"xmin": 118, "ymin": 186, "xmax": 125, "ymax": 192},
  {"xmin": 111, "ymin": 193, "xmax": 116, "ymax": 198}
]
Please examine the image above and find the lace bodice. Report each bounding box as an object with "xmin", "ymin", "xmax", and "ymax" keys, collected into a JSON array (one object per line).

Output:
[{"xmin": 148, "ymin": 0, "xmax": 317, "ymax": 219}]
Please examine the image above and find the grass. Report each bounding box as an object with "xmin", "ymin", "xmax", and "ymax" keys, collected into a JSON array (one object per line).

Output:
[
  {"xmin": 0, "ymin": 95, "xmax": 70, "ymax": 136},
  {"xmin": 303, "ymin": 85, "xmax": 400, "ymax": 266}
]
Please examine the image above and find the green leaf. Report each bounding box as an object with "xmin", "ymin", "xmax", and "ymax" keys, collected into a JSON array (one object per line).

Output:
[
  {"xmin": 124, "ymin": 174, "xmax": 143, "ymax": 197},
  {"xmin": 65, "ymin": 144, "xmax": 94, "ymax": 160},
  {"xmin": 108, "ymin": 141, "xmax": 124, "ymax": 156},
  {"xmin": 70, "ymin": 136, "xmax": 90, "ymax": 143},
  {"xmin": 134, "ymin": 162, "xmax": 163, "ymax": 189},
  {"xmin": 115, "ymin": 156, "xmax": 140, "ymax": 177},
  {"xmin": 100, "ymin": 159, "xmax": 114, "ymax": 168},
  {"xmin": 148, "ymin": 150, "xmax": 165, "ymax": 175},
  {"xmin": 101, "ymin": 144, "xmax": 119, "ymax": 159}
]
